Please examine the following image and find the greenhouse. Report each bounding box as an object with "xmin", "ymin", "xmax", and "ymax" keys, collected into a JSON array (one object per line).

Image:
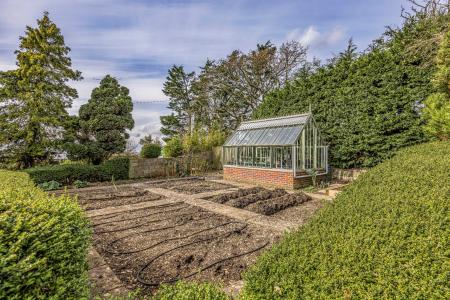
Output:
[{"xmin": 223, "ymin": 113, "xmax": 328, "ymax": 188}]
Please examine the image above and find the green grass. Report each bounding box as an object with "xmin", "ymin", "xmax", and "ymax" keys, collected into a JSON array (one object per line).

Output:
[{"xmin": 241, "ymin": 141, "xmax": 450, "ymax": 299}]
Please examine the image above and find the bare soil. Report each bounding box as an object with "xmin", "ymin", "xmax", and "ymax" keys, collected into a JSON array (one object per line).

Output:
[
  {"xmin": 271, "ymin": 197, "xmax": 325, "ymax": 224},
  {"xmin": 92, "ymin": 203, "xmax": 276, "ymax": 294},
  {"xmin": 60, "ymin": 179, "xmax": 325, "ymax": 297},
  {"xmin": 206, "ymin": 187, "xmax": 265, "ymax": 204},
  {"xmin": 61, "ymin": 185, "xmax": 165, "ymax": 210},
  {"xmin": 147, "ymin": 178, "xmax": 235, "ymax": 194},
  {"xmin": 226, "ymin": 189, "xmax": 288, "ymax": 208},
  {"xmin": 246, "ymin": 193, "xmax": 311, "ymax": 215},
  {"xmin": 205, "ymin": 187, "xmax": 313, "ymax": 216}
]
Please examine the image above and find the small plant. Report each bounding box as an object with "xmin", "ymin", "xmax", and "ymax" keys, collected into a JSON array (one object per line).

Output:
[
  {"xmin": 38, "ymin": 180, "xmax": 60, "ymax": 191},
  {"xmin": 73, "ymin": 180, "xmax": 88, "ymax": 188},
  {"xmin": 306, "ymin": 168, "xmax": 318, "ymax": 187}
]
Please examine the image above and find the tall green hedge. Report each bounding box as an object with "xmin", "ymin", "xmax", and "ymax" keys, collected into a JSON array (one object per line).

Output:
[
  {"xmin": 253, "ymin": 14, "xmax": 448, "ymax": 168},
  {"xmin": 241, "ymin": 141, "xmax": 450, "ymax": 299},
  {"xmin": 0, "ymin": 170, "xmax": 91, "ymax": 299},
  {"xmin": 25, "ymin": 157, "xmax": 130, "ymax": 185}
]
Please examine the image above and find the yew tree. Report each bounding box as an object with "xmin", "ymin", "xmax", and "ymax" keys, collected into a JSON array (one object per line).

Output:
[
  {"xmin": 77, "ymin": 75, "xmax": 134, "ymax": 164},
  {"xmin": 0, "ymin": 12, "xmax": 81, "ymax": 168},
  {"xmin": 423, "ymin": 28, "xmax": 450, "ymax": 140}
]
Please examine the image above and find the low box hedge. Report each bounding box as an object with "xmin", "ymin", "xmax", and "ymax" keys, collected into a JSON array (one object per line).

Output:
[
  {"xmin": 0, "ymin": 170, "xmax": 91, "ymax": 299},
  {"xmin": 152, "ymin": 282, "xmax": 230, "ymax": 300},
  {"xmin": 25, "ymin": 157, "xmax": 130, "ymax": 185},
  {"xmin": 241, "ymin": 141, "xmax": 450, "ymax": 299}
]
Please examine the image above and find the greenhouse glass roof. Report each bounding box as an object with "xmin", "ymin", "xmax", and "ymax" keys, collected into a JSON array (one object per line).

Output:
[{"xmin": 224, "ymin": 113, "xmax": 310, "ymax": 146}]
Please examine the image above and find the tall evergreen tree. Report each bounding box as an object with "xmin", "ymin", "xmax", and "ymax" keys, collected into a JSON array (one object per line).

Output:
[
  {"xmin": 160, "ymin": 65, "xmax": 196, "ymax": 140},
  {"xmin": 422, "ymin": 28, "xmax": 450, "ymax": 140},
  {"xmin": 0, "ymin": 12, "xmax": 81, "ymax": 168},
  {"xmin": 76, "ymin": 75, "xmax": 134, "ymax": 164}
]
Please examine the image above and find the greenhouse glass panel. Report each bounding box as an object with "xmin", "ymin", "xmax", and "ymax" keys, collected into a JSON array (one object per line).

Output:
[{"xmin": 224, "ymin": 126, "xmax": 302, "ymax": 146}]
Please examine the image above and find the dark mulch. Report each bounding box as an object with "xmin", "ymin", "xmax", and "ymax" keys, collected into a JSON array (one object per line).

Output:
[
  {"xmin": 246, "ymin": 193, "xmax": 312, "ymax": 215},
  {"xmin": 227, "ymin": 189, "xmax": 288, "ymax": 208}
]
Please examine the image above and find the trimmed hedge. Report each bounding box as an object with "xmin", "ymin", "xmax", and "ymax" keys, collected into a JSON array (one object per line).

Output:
[
  {"xmin": 241, "ymin": 141, "xmax": 450, "ymax": 299},
  {"xmin": 25, "ymin": 157, "xmax": 130, "ymax": 185},
  {"xmin": 152, "ymin": 282, "xmax": 230, "ymax": 300},
  {"xmin": 0, "ymin": 170, "xmax": 91, "ymax": 299}
]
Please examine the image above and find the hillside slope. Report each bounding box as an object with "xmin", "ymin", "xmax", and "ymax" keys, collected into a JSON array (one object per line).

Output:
[{"xmin": 242, "ymin": 141, "xmax": 450, "ymax": 299}]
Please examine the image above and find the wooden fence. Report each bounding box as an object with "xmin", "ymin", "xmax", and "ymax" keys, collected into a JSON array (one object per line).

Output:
[{"xmin": 129, "ymin": 149, "xmax": 223, "ymax": 179}]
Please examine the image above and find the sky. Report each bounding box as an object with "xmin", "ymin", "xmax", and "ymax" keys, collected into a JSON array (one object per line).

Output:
[{"xmin": 0, "ymin": 0, "xmax": 408, "ymax": 143}]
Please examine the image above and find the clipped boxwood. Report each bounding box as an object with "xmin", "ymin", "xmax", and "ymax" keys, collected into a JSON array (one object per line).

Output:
[
  {"xmin": 153, "ymin": 282, "xmax": 230, "ymax": 300},
  {"xmin": 140, "ymin": 143, "xmax": 162, "ymax": 158},
  {"xmin": 0, "ymin": 170, "xmax": 91, "ymax": 299},
  {"xmin": 241, "ymin": 141, "xmax": 450, "ymax": 299},
  {"xmin": 25, "ymin": 157, "xmax": 130, "ymax": 185}
]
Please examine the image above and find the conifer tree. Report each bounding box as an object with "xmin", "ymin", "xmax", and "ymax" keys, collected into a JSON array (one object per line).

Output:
[
  {"xmin": 77, "ymin": 75, "xmax": 134, "ymax": 164},
  {"xmin": 0, "ymin": 12, "xmax": 81, "ymax": 168},
  {"xmin": 423, "ymin": 29, "xmax": 450, "ymax": 140}
]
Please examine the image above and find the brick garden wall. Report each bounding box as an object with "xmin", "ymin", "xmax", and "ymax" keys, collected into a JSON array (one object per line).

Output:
[{"xmin": 223, "ymin": 166, "xmax": 295, "ymax": 189}]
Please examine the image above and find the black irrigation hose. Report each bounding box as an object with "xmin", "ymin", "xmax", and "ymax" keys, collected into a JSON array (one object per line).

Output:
[
  {"xmin": 100, "ymin": 213, "xmax": 215, "ymax": 244},
  {"xmin": 95, "ymin": 209, "xmax": 210, "ymax": 234},
  {"xmin": 105, "ymin": 221, "xmax": 243, "ymax": 255},
  {"xmin": 90, "ymin": 202, "xmax": 185, "ymax": 221},
  {"xmin": 136, "ymin": 223, "xmax": 268, "ymax": 286},
  {"xmin": 92, "ymin": 204, "xmax": 190, "ymax": 227}
]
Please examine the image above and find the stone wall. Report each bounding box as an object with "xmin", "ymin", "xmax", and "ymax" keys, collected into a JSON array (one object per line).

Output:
[{"xmin": 332, "ymin": 168, "xmax": 367, "ymax": 181}]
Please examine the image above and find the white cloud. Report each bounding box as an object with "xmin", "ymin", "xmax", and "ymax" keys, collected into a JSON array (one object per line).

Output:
[{"xmin": 286, "ymin": 25, "xmax": 345, "ymax": 47}]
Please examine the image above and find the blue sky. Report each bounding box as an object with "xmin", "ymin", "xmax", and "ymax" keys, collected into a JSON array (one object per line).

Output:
[{"xmin": 0, "ymin": 0, "xmax": 408, "ymax": 141}]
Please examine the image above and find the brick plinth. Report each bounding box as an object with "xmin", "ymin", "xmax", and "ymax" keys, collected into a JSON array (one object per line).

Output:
[
  {"xmin": 223, "ymin": 166, "xmax": 327, "ymax": 189},
  {"xmin": 223, "ymin": 166, "xmax": 295, "ymax": 189}
]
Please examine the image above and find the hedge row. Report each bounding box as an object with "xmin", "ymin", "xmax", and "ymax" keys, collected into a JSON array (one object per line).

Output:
[
  {"xmin": 24, "ymin": 157, "xmax": 130, "ymax": 185},
  {"xmin": 152, "ymin": 282, "xmax": 230, "ymax": 300},
  {"xmin": 0, "ymin": 170, "xmax": 91, "ymax": 299},
  {"xmin": 241, "ymin": 141, "xmax": 450, "ymax": 299}
]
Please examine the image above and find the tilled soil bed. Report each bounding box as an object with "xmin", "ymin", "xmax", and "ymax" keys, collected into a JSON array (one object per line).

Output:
[
  {"xmin": 91, "ymin": 203, "xmax": 276, "ymax": 294},
  {"xmin": 205, "ymin": 187, "xmax": 312, "ymax": 216},
  {"xmin": 58, "ymin": 185, "xmax": 165, "ymax": 210},
  {"xmin": 226, "ymin": 189, "xmax": 288, "ymax": 208},
  {"xmin": 206, "ymin": 187, "xmax": 265, "ymax": 204},
  {"xmin": 246, "ymin": 193, "xmax": 311, "ymax": 215},
  {"xmin": 147, "ymin": 178, "xmax": 235, "ymax": 194}
]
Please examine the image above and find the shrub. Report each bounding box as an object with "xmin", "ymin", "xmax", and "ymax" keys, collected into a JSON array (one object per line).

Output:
[
  {"xmin": 24, "ymin": 163, "xmax": 101, "ymax": 185},
  {"xmin": 98, "ymin": 157, "xmax": 130, "ymax": 181},
  {"xmin": 25, "ymin": 157, "xmax": 130, "ymax": 185},
  {"xmin": 0, "ymin": 170, "xmax": 91, "ymax": 299},
  {"xmin": 241, "ymin": 141, "xmax": 450, "ymax": 299},
  {"xmin": 140, "ymin": 143, "xmax": 162, "ymax": 158},
  {"xmin": 152, "ymin": 282, "xmax": 230, "ymax": 300},
  {"xmin": 73, "ymin": 180, "xmax": 88, "ymax": 188},
  {"xmin": 162, "ymin": 136, "xmax": 183, "ymax": 158},
  {"xmin": 38, "ymin": 180, "xmax": 61, "ymax": 191}
]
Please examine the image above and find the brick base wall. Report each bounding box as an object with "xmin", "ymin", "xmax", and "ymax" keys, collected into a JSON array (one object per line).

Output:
[
  {"xmin": 223, "ymin": 166, "xmax": 327, "ymax": 189},
  {"xmin": 224, "ymin": 166, "xmax": 294, "ymax": 189}
]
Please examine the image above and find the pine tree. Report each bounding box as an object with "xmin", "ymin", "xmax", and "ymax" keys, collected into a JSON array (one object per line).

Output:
[
  {"xmin": 423, "ymin": 28, "xmax": 450, "ymax": 140},
  {"xmin": 0, "ymin": 12, "xmax": 81, "ymax": 168},
  {"xmin": 160, "ymin": 65, "xmax": 196, "ymax": 140},
  {"xmin": 77, "ymin": 75, "xmax": 134, "ymax": 164}
]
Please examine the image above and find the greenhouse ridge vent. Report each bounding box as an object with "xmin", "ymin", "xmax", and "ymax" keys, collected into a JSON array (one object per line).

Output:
[{"xmin": 223, "ymin": 113, "xmax": 328, "ymax": 189}]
